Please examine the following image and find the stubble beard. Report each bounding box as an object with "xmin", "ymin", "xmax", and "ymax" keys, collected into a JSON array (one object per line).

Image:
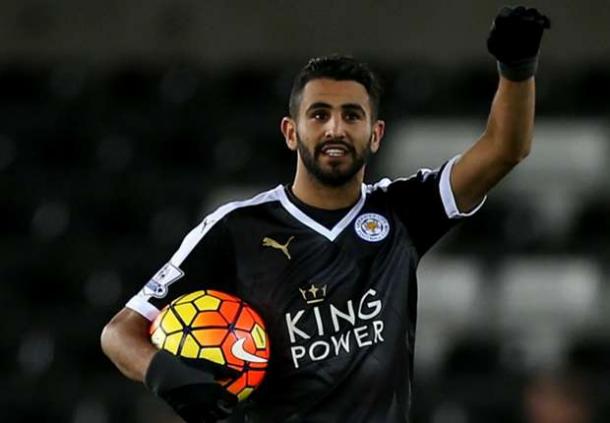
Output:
[{"xmin": 296, "ymin": 132, "xmax": 372, "ymax": 188}]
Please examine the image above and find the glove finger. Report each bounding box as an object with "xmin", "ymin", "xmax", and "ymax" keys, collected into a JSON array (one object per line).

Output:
[
  {"xmin": 494, "ymin": 6, "xmax": 528, "ymax": 29},
  {"xmin": 512, "ymin": 5, "xmax": 526, "ymax": 16},
  {"xmin": 522, "ymin": 8, "xmax": 539, "ymax": 22},
  {"xmin": 170, "ymin": 386, "xmax": 236, "ymax": 422},
  {"xmin": 217, "ymin": 400, "xmax": 237, "ymax": 416},
  {"xmin": 529, "ymin": 12, "xmax": 550, "ymax": 30},
  {"xmin": 539, "ymin": 15, "xmax": 551, "ymax": 29},
  {"xmin": 206, "ymin": 407, "xmax": 230, "ymax": 421},
  {"xmin": 206, "ymin": 393, "xmax": 237, "ymax": 421},
  {"xmin": 217, "ymin": 388, "xmax": 239, "ymax": 407},
  {"xmin": 521, "ymin": 8, "xmax": 551, "ymax": 30},
  {"xmin": 174, "ymin": 404, "xmax": 215, "ymax": 423},
  {"xmin": 493, "ymin": 6, "xmax": 514, "ymax": 27},
  {"xmin": 497, "ymin": 6, "xmax": 514, "ymax": 18}
]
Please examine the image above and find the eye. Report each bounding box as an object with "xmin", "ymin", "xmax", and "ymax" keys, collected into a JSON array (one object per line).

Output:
[
  {"xmin": 310, "ymin": 110, "xmax": 329, "ymax": 120},
  {"xmin": 344, "ymin": 111, "xmax": 363, "ymax": 121}
]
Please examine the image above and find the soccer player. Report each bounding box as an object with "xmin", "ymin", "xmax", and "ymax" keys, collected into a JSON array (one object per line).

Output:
[{"xmin": 101, "ymin": 6, "xmax": 550, "ymax": 423}]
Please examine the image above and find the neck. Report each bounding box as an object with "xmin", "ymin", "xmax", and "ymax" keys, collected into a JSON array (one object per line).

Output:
[{"xmin": 291, "ymin": 162, "xmax": 364, "ymax": 210}]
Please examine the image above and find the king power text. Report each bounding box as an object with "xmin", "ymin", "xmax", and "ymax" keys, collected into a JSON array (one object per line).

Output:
[{"xmin": 284, "ymin": 289, "xmax": 385, "ymax": 368}]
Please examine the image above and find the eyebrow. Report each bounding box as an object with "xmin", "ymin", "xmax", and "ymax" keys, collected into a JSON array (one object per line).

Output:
[{"xmin": 306, "ymin": 102, "xmax": 367, "ymax": 115}]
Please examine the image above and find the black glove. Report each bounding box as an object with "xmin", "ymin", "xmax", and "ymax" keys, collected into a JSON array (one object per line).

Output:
[
  {"xmin": 487, "ymin": 6, "xmax": 551, "ymax": 81},
  {"xmin": 145, "ymin": 350, "xmax": 239, "ymax": 423}
]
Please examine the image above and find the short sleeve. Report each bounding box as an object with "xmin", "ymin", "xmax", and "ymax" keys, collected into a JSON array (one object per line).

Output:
[
  {"xmin": 126, "ymin": 215, "xmax": 236, "ymax": 321},
  {"xmin": 380, "ymin": 155, "xmax": 485, "ymax": 257}
]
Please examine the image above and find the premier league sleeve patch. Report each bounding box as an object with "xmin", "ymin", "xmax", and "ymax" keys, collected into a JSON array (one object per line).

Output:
[
  {"xmin": 354, "ymin": 213, "xmax": 390, "ymax": 242},
  {"xmin": 142, "ymin": 263, "xmax": 184, "ymax": 299}
]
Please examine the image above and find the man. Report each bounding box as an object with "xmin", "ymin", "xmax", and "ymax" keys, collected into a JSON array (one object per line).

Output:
[{"xmin": 101, "ymin": 6, "xmax": 550, "ymax": 422}]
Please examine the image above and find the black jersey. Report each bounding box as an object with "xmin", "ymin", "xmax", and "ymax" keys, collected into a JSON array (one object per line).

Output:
[{"xmin": 127, "ymin": 156, "xmax": 484, "ymax": 422}]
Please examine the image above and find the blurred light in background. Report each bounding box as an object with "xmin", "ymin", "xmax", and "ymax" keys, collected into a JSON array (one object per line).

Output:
[
  {"xmin": 17, "ymin": 329, "xmax": 54, "ymax": 377},
  {"xmin": 31, "ymin": 201, "xmax": 70, "ymax": 239},
  {"xmin": 96, "ymin": 135, "xmax": 134, "ymax": 172},
  {"xmin": 84, "ymin": 270, "xmax": 122, "ymax": 307}
]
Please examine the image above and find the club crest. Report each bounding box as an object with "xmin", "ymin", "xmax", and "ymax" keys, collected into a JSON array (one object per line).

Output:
[{"xmin": 354, "ymin": 213, "xmax": 390, "ymax": 242}]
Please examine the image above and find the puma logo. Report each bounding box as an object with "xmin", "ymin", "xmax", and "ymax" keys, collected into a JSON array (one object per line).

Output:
[{"xmin": 262, "ymin": 236, "xmax": 294, "ymax": 260}]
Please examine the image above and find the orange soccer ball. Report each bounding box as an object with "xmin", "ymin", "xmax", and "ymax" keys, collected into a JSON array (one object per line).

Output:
[{"xmin": 150, "ymin": 290, "xmax": 270, "ymax": 401}]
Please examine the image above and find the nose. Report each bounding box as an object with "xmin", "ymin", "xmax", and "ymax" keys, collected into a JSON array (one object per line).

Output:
[{"xmin": 323, "ymin": 114, "xmax": 347, "ymax": 140}]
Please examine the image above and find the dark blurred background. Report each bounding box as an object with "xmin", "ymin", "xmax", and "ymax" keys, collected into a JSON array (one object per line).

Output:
[{"xmin": 3, "ymin": 0, "xmax": 609, "ymax": 422}]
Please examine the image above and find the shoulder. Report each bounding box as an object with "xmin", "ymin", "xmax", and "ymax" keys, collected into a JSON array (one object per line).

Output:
[
  {"xmin": 203, "ymin": 184, "xmax": 284, "ymax": 228},
  {"xmin": 168, "ymin": 185, "xmax": 283, "ymax": 266},
  {"xmin": 366, "ymin": 167, "xmax": 437, "ymax": 196}
]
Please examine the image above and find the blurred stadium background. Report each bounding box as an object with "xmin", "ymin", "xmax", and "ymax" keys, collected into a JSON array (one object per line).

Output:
[{"xmin": 3, "ymin": 0, "xmax": 609, "ymax": 422}]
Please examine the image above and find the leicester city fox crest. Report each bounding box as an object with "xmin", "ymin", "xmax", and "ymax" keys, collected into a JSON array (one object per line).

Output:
[{"xmin": 354, "ymin": 213, "xmax": 390, "ymax": 242}]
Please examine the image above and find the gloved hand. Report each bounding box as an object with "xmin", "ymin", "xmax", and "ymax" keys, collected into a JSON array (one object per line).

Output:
[
  {"xmin": 487, "ymin": 6, "xmax": 551, "ymax": 81},
  {"xmin": 145, "ymin": 350, "xmax": 239, "ymax": 423}
]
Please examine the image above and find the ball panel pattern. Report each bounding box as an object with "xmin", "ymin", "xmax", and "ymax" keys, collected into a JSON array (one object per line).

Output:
[{"xmin": 149, "ymin": 289, "xmax": 271, "ymax": 401}]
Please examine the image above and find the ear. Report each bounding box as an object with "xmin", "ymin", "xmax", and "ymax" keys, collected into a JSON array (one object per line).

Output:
[
  {"xmin": 369, "ymin": 120, "xmax": 385, "ymax": 154},
  {"xmin": 281, "ymin": 117, "xmax": 298, "ymax": 151}
]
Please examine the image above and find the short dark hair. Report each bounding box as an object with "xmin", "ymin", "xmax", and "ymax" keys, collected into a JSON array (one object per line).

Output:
[{"xmin": 288, "ymin": 55, "xmax": 383, "ymax": 120}]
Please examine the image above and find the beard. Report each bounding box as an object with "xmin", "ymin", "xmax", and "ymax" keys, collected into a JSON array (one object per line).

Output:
[{"xmin": 296, "ymin": 132, "xmax": 372, "ymax": 187}]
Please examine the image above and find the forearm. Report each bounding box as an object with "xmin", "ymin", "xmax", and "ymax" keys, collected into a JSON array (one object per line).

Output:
[
  {"xmin": 483, "ymin": 76, "xmax": 535, "ymax": 163},
  {"xmin": 101, "ymin": 308, "xmax": 157, "ymax": 382},
  {"xmin": 450, "ymin": 76, "xmax": 536, "ymax": 212},
  {"xmin": 101, "ymin": 307, "xmax": 238, "ymax": 421}
]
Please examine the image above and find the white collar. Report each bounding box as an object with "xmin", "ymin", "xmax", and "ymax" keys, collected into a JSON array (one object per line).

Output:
[{"xmin": 275, "ymin": 184, "xmax": 367, "ymax": 241}]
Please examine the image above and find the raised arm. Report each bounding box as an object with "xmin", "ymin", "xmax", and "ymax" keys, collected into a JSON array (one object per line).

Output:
[{"xmin": 450, "ymin": 6, "xmax": 550, "ymax": 213}]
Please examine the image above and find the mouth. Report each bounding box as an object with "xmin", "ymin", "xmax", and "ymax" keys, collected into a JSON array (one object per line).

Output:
[{"xmin": 319, "ymin": 143, "xmax": 352, "ymax": 158}]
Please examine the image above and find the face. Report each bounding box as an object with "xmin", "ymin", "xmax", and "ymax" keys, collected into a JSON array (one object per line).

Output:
[{"xmin": 282, "ymin": 79, "xmax": 384, "ymax": 187}]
